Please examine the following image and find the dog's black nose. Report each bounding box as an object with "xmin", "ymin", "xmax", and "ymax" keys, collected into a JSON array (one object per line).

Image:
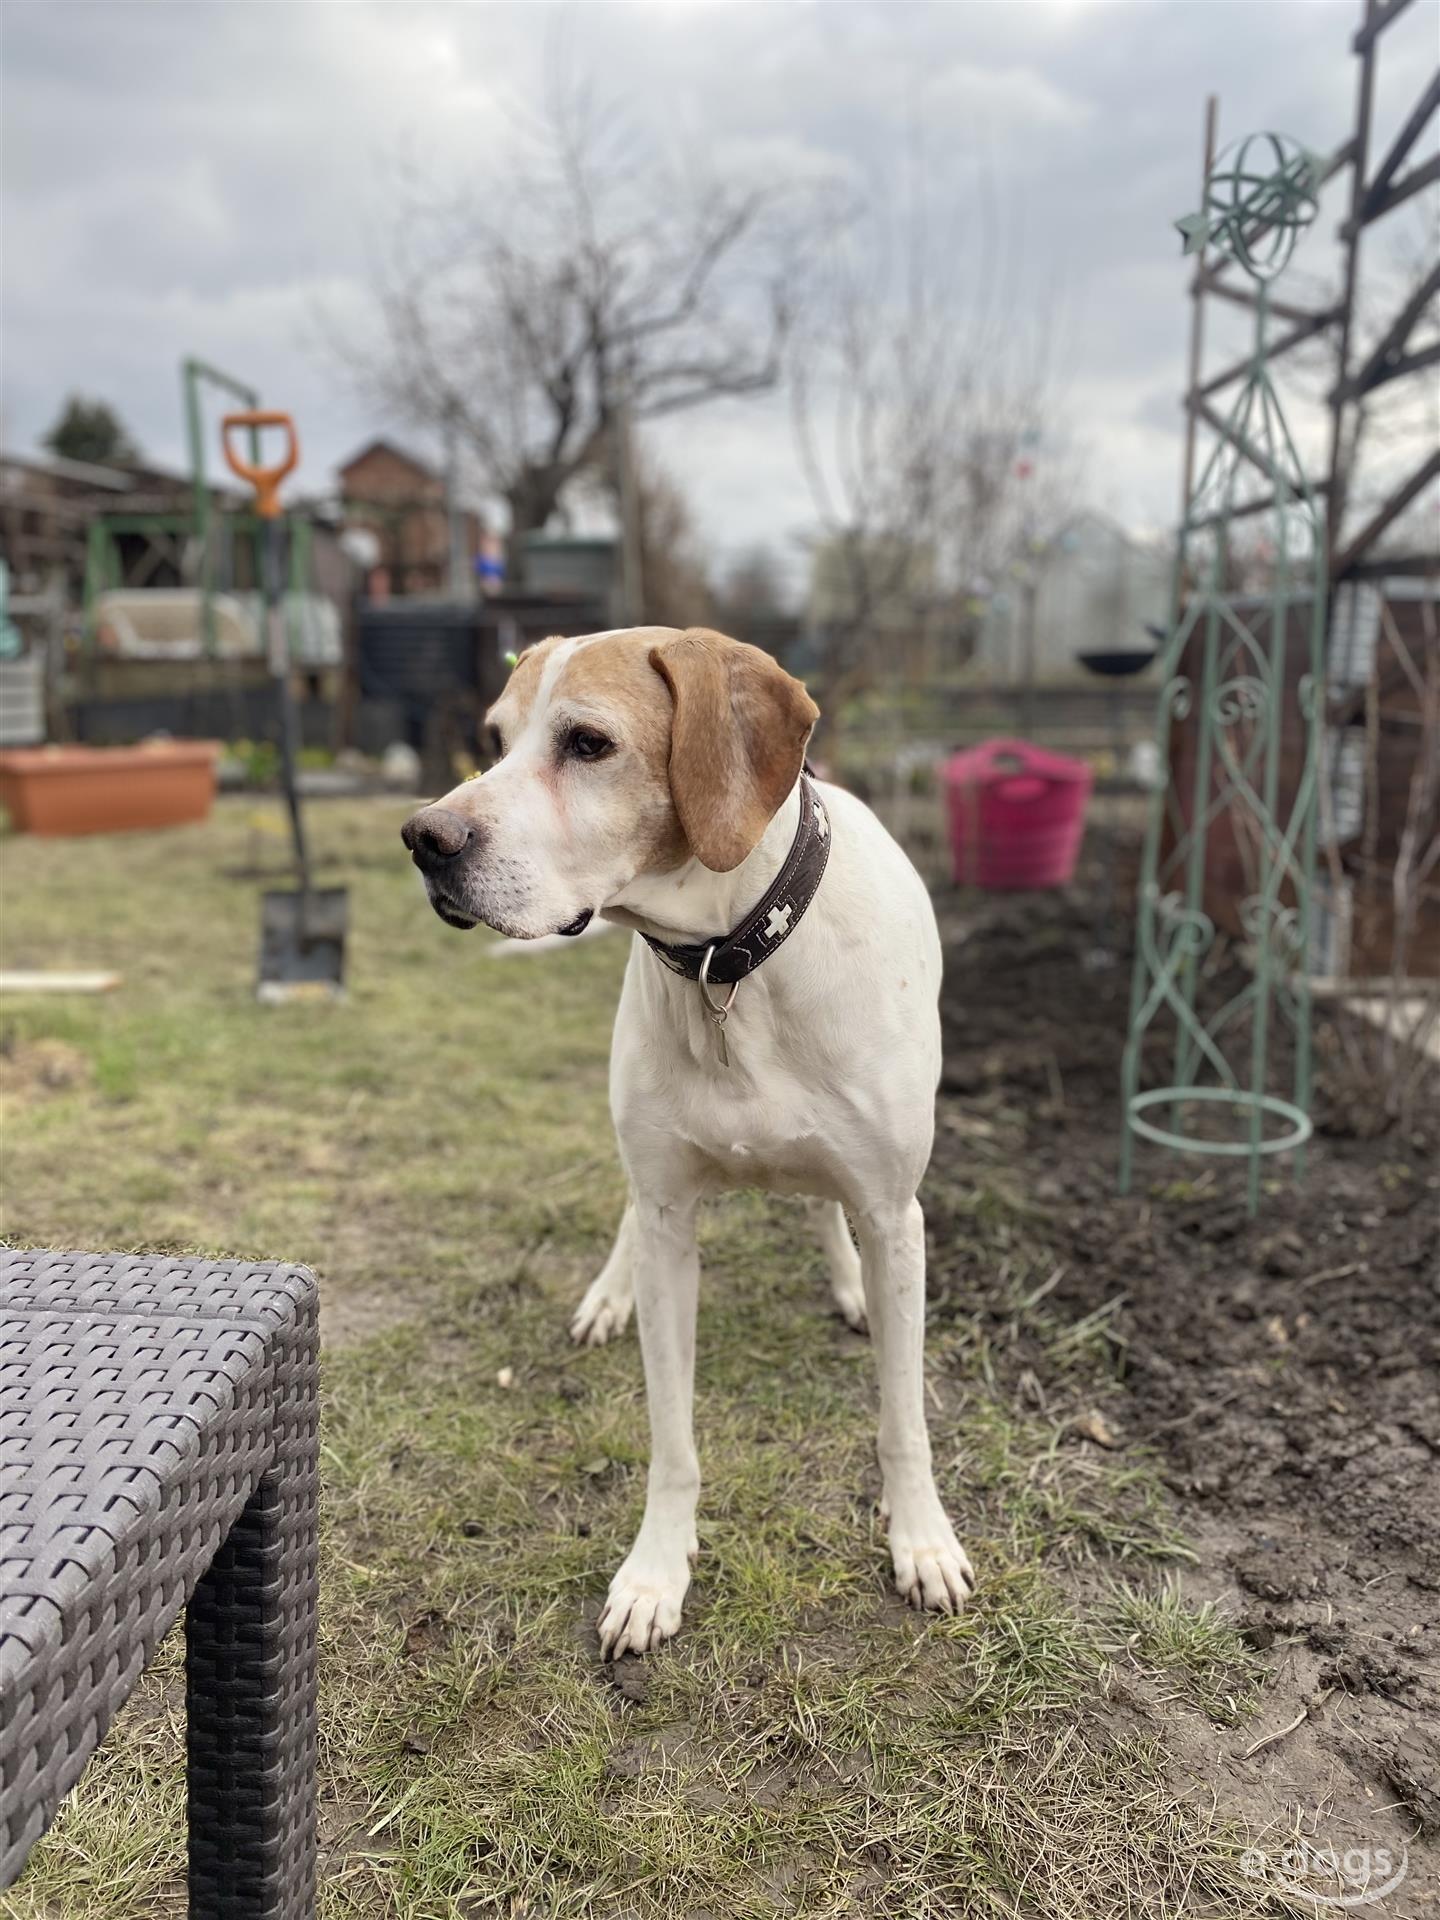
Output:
[{"xmin": 401, "ymin": 805, "xmax": 475, "ymax": 872}]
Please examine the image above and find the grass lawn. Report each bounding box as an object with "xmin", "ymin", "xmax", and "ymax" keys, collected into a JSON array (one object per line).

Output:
[{"xmin": 2, "ymin": 797, "xmax": 1285, "ymax": 1919}]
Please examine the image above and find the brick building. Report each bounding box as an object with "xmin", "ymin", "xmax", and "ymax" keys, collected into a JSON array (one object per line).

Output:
[{"xmin": 336, "ymin": 440, "xmax": 482, "ymax": 597}]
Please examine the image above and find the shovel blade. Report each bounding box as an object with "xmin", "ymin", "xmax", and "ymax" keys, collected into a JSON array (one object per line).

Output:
[{"xmin": 257, "ymin": 886, "xmax": 348, "ymax": 1003}]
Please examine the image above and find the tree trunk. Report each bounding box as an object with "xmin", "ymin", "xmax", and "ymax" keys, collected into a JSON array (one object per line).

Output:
[
  {"xmin": 503, "ymin": 472, "xmax": 562, "ymax": 589},
  {"xmin": 503, "ymin": 491, "xmax": 537, "ymax": 590}
]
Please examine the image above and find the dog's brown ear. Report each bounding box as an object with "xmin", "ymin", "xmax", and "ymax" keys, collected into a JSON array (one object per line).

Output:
[{"xmin": 649, "ymin": 628, "xmax": 819, "ymax": 872}]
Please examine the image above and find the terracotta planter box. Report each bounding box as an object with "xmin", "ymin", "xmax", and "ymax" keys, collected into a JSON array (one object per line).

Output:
[{"xmin": 0, "ymin": 742, "xmax": 220, "ymax": 837}]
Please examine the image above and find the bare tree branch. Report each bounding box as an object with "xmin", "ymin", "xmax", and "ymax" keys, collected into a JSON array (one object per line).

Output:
[
  {"xmin": 792, "ymin": 146, "xmax": 1076, "ymax": 726},
  {"xmin": 333, "ymin": 67, "xmax": 813, "ymax": 577}
]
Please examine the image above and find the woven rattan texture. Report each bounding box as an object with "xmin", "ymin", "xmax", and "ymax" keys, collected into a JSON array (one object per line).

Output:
[{"xmin": 0, "ymin": 1253, "xmax": 319, "ymax": 1918}]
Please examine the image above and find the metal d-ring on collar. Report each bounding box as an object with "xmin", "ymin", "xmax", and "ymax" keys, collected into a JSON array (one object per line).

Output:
[
  {"xmin": 698, "ymin": 944, "xmax": 741, "ymax": 1065},
  {"xmin": 697, "ymin": 944, "xmax": 740, "ymax": 1026}
]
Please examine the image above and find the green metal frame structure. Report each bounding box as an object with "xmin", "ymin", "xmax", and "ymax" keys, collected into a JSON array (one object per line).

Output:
[
  {"xmin": 82, "ymin": 512, "xmax": 313, "ymax": 654},
  {"xmin": 1120, "ymin": 134, "xmax": 1328, "ymax": 1213},
  {"xmin": 81, "ymin": 358, "xmax": 315, "ymax": 662},
  {"xmin": 185, "ymin": 357, "xmax": 259, "ymax": 657}
]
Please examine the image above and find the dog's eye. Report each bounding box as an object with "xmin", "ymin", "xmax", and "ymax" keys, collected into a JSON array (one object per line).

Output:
[{"xmin": 565, "ymin": 727, "xmax": 614, "ymax": 762}]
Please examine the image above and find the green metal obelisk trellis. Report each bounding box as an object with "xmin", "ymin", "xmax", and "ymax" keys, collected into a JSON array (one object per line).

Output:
[{"xmin": 1120, "ymin": 133, "xmax": 1328, "ymax": 1214}]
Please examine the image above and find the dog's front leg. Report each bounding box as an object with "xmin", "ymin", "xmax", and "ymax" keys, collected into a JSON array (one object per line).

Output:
[
  {"xmin": 571, "ymin": 1201, "xmax": 636, "ymax": 1347},
  {"xmin": 855, "ymin": 1198, "xmax": 975, "ymax": 1613},
  {"xmin": 597, "ymin": 1192, "xmax": 700, "ymax": 1657}
]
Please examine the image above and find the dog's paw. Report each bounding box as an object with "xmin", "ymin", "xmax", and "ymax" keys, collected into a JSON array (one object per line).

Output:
[
  {"xmin": 832, "ymin": 1283, "xmax": 868, "ymax": 1334},
  {"xmin": 888, "ymin": 1503, "xmax": 975, "ymax": 1615},
  {"xmin": 597, "ymin": 1547, "xmax": 692, "ymax": 1658},
  {"xmin": 570, "ymin": 1274, "xmax": 633, "ymax": 1348}
]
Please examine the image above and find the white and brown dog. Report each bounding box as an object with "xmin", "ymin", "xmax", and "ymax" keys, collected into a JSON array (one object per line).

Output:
[{"xmin": 402, "ymin": 626, "xmax": 974, "ymax": 1656}]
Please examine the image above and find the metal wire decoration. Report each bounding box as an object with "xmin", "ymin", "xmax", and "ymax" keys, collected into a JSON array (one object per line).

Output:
[{"xmin": 1121, "ymin": 133, "xmax": 1328, "ymax": 1212}]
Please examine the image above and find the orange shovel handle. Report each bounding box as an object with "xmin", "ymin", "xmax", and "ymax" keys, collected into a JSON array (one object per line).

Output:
[{"xmin": 221, "ymin": 409, "xmax": 299, "ymax": 519}]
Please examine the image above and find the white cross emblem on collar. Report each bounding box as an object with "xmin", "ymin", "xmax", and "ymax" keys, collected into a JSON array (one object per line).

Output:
[
  {"xmin": 814, "ymin": 800, "xmax": 829, "ymax": 840},
  {"xmin": 763, "ymin": 902, "xmax": 793, "ymax": 942}
]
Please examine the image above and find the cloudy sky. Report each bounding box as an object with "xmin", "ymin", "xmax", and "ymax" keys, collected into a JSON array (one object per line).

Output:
[{"xmin": 3, "ymin": 1, "xmax": 1433, "ymax": 578}]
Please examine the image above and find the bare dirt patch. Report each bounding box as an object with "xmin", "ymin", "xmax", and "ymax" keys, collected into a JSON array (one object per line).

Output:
[
  {"xmin": 928, "ymin": 856, "xmax": 1440, "ymax": 1900},
  {"xmin": 0, "ymin": 1033, "xmax": 94, "ymax": 1104},
  {"xmin": 319, "ymin": 1279, "xmax": 420, "ymax": 1350}
]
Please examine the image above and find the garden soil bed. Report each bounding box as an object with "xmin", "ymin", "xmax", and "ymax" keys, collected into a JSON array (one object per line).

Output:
[{"xmin": 927, "ymin": 849, "xmax": 1439, "ymax": 1902}]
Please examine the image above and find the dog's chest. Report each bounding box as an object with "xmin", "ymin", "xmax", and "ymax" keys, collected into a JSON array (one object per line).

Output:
[
  {"xmin": 651, "ymin": 1046, "xmax": 848, "ymax": 1196},
  {"xmin": 691, "ymin": 1119, "xmax": 837, "ymax": 1197}
]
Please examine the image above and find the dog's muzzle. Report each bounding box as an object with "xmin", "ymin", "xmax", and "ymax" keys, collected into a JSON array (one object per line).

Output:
[
  {"xmin": 401, "ymin": 805, "xmax": 482, "ymax": 928},
  {"xmin": 400, "ymin": 805, "xmax": 591, "ymax": 937},
  {"xmin": 401, "ymin": 805, "xmax": 475, "ymax": 875}
]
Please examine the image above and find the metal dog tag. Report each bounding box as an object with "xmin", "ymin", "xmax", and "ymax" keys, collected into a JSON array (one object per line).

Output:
[{"xmin": 698, "ymin": 947, "xmax": 740, "ymax": 1071}]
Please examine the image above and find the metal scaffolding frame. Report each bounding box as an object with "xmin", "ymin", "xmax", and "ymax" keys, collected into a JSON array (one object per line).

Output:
[{"xmin": 1180, "ymin": 0, "xmax": 1440, "ymax": 592}]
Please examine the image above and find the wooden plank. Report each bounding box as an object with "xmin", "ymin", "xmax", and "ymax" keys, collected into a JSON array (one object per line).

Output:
[
  {"xmin": 1359, "ymin": 340, "xmax": 1440, "ymax": 396},
  {"xmin": 1344, "ymin": 554, "xmax": 1440, "ymax": 582},
  {"xmin": 0, "ymin": 971, "xmax": 121, "ymax": 994},
  {"xmin": 1353, "ymin": 0, "xmax": 1416, "ymax": 53},
  {"xmin": 1354, "ymin": 151, "xmax": 1440, "ymax": 231},
  {"xmin": 1361, "ymin": 72, "xmax": 1440, "ymax": 215},
  {"xmin": 1337, "ymin": 261, "xmax": 1440, "ymax": 400},
  {"xmin": 1179, "ymin": 96, "xmax": 1220, "ymax": 525},
  {"xmin": 1318, "ymin": 135, "xmax": 1360, "ymax": 183},
  {"xmin": 1195, "ymin": 305, "xmax": 1341, "ymax": 398},
  {"xmin": 1200, "ymin": 273, "xmax": 1335, "ymax": 330},
  {"xmin": 1326, "ymin": 4, "xmax": 1380, "ymax": 572},
  {"xmin": 1332, "ymin": 450, "xmax": 1440, "ymax": 578},
  {"xmin": 1188, "ymin": 477, "xmax": 1330, "ymax": 531}
]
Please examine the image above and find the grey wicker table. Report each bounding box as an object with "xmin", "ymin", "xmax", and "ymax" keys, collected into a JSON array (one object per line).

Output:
[{"xmin": 0, "ymin": 1252, "xmax": 319, "ymax": 1918}]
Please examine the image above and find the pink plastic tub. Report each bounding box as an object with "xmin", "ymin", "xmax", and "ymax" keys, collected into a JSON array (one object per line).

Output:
[{"xmin": 942, "ymin": 738, "xmax": 1093, "ymax": 890}]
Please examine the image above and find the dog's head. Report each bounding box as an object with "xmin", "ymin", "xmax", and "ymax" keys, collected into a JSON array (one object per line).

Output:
[{"xmin": 401, "ymin": 626, "xmax": 818, "ymax": 937}]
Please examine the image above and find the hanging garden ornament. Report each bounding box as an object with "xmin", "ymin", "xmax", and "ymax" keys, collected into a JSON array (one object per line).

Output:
[{"xmin": 1174, "ymin": 132, "xmax": 1322, "ymax": 279}]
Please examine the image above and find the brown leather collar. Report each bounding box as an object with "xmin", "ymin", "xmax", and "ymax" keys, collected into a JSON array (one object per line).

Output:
[{"xmin": 642, "ymin": 774, "xmax": 832, "ymax": 986}]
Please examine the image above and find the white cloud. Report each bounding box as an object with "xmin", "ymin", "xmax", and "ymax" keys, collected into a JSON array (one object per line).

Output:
[
  {"xmin": 0, "ymin": 0, "xmax": 1400, "ymax": 565},
  {"xmin": 928, "ymin": 59, "xmax": 1093, "ymax": 133}
]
